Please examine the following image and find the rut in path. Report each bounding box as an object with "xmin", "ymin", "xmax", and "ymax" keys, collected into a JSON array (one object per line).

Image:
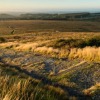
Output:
[{"xmin": 57, "ymin": 61, "xmax": 87, "ymax": 75}]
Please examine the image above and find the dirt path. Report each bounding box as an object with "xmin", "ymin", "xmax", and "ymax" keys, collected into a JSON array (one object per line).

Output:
[{"xmin": 0, "ymin": 48, "xmax": 84, "ymax": 75}]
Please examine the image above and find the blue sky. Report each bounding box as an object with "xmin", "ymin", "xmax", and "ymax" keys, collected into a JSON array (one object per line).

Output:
[{"xmin": 0, "ymin": 0, "xmax": 100, "ymax": 12}]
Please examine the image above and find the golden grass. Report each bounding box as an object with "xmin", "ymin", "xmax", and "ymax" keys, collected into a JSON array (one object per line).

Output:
[
  {"xmin": 0, "ymin": 42, "xmax": 100, "ymax": 62},
  {"xmin": 69, "ymin": 47, "xmax": 100, "ymax": 62},
  {"xmin": 0, "ymin": 42, "xmax": 59, "ymax": 56},
  {"xmin": 0, "ymin": 76, "xmax": 27, "ymax": 100},
  {"xmin": 83, "ymin": 83, "xmax": 100, "ymax": 96},
  {"xmin": 0, "ymin": 75, "xmax": 69, "ymax": 100},
  {"xmin": 15, "ymin": 43, "xmax": 39, "ymax": 51},
  {"xmin": 0, "ymin": 42, "xmax": 19, "ymax": 48},
  {"xmin": 34, "ymin": 46, "xmax": 59, "ymax": 56},
  {"xmin": 44, "ymin": 85, "xmax": 66, "ymax": 95}
]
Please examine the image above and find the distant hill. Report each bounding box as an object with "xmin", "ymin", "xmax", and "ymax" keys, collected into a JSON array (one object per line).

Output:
[
  {"xmin": 0, "ymin": 14, "xmax": 16, "ymax": 19},
  {"xmin": 0, "ymin": 12, "xmax": 100, "ymax": 21},
  {"xmin": 19, "ymin": 12, "xmax": 100, "ymax": 21}
]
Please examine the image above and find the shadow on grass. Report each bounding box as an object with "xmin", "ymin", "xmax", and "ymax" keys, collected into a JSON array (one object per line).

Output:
[{"xmin": 0, "ymin": 58, "xmax": 91, "ymax": 100}]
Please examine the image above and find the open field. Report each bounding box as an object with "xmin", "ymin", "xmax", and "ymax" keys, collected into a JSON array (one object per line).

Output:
[
  {"xmin": 0, "ymin": 20, "xmax": 100, "ymax": 34},
  {"xmin": 0, "ymin": 20, "xmax": 100, "ymax": 100}
]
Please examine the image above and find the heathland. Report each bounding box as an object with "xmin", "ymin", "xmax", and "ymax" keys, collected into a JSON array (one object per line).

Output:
[{"xmin": 0, "ymin": 20, "xmax": 100, "ymax": 100}]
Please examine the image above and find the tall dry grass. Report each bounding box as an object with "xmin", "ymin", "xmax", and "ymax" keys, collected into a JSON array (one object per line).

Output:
[
  {"xmin": 69, "ymin": 47, "xmax": 100, "ymax": 62},
  {"xmin": 0, "ymin": 42, "xmax": 100, "ymax": 62},
  {"xmin": 83, "ymin": 83, "xmax": 100, "ymax": 99},
  {"xmin": 0, "ymin": 75, "xmax": 68, "ymax": 100},
  {"xmin": 0, "ymin": 76, "xmax": 35, "ymax": 100}
]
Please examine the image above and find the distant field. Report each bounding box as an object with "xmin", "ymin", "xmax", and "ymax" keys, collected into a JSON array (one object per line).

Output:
[{"xmin": 0, "ymin": 20, "xmax": 100, "ymax": 34}]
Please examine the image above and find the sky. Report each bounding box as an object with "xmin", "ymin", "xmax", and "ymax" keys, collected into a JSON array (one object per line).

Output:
[{"xmin": 0, "ymin": 0, "xmax": 100, "ymax": 13}]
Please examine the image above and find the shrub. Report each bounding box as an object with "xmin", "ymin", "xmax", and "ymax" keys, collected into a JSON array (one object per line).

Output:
[
  {"xmin": 53, "ymin": 39, "xmax": 76, "ymax": 48},
  {"xmin": 86, "ymin": 36, "xmax": 100, "ymax": 47},
  {"xmin": 53, "ymin": 36, "xmax": 100, "ymax": 49},
  {"xmin": 13, "ymin": 36, "xmax": 21, "ymax": 39},
  {"xmin": 0, "ymin": 37, "xmax": 6, "ymax": 43}
]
